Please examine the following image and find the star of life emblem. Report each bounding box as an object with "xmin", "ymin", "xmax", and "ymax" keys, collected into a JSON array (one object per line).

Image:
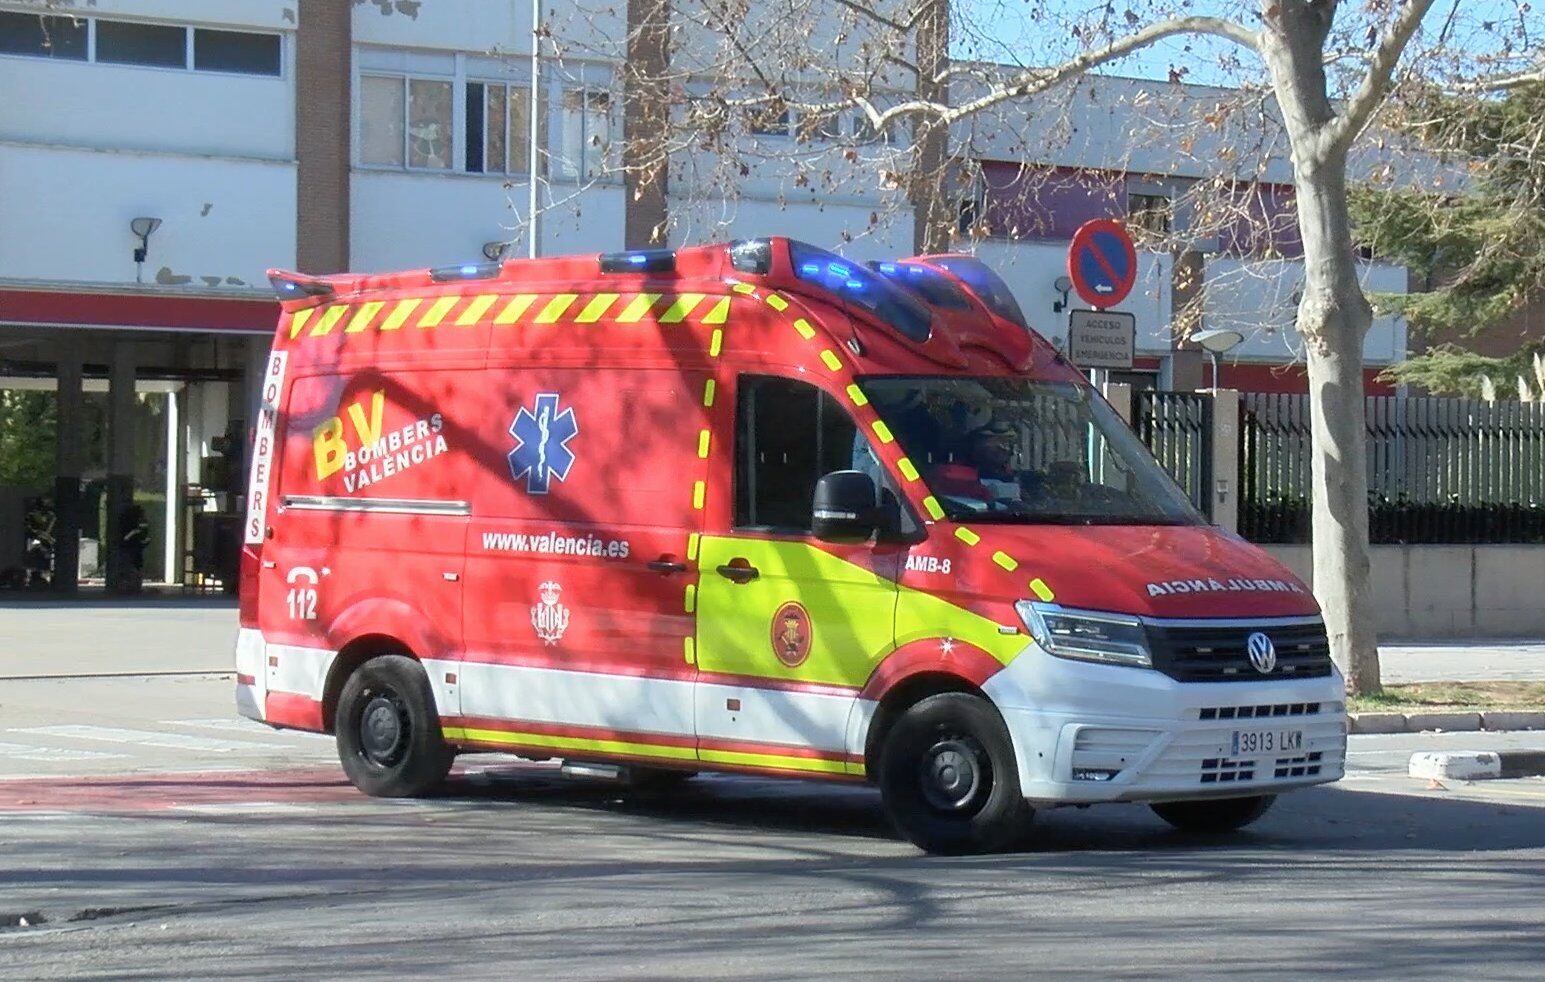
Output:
[
  {"xmin": 508, "ymin": 392, "xmax": 578, "ymax": 494},
  {"xmin": 531, "ymin": 580, "xmax": 571, "ymax": 646}
]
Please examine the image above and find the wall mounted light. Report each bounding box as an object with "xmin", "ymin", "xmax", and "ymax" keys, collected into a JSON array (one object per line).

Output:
[
  {"xmin": 130, "ymin": 217, "xmax": 162, "ymax": 283},
  {"xmin": 1052, "ymin": 275, "xmax": 1073, "ymax": 313}
]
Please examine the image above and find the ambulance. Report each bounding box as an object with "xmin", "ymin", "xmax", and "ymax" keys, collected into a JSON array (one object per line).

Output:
[{"xmin": 237, "ymin": 236, "xmax": 1346, "ymax": 854}]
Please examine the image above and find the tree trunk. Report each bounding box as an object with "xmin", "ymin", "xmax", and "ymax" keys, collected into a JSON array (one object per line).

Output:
[
  {"xmin": 910, "ymin": 0, "xmax": 953, "ymax": 253},
  {"xmin": 624, "ymin": 0, "xmax": 671, "ymax": 247},
  {"xmin": 1294, "ymin": 160, "xmax": 1383, "ymax": 695}
]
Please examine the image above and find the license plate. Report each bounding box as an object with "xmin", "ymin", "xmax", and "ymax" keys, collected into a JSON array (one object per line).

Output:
[{"xmin": 1231, "ymin": 728, "xmax": 1303, "ymax": 756}]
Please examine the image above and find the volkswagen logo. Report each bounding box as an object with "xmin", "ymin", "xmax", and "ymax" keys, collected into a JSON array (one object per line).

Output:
[{"xmin": 1246, "ymin": 632, "xmax": 1277, "ymax": 674}]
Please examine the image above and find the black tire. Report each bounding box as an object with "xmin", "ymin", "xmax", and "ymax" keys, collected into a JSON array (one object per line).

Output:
[
  {"xmin": 335, "ymin": 654, "xmax": 454, "ymax": 797},
  {"xmin": 877, "ymin": 692, "xmax": 1031, "ymax": 854},
  {"xmin": 1150, "ymin": 794, "xmax": 1276, "ymax": 833}
]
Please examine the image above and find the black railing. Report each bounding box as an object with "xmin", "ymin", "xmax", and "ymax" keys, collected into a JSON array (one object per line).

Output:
[{"xmin": 1135, "ymin": 391, "xmax": 1214, "ymax": 520}]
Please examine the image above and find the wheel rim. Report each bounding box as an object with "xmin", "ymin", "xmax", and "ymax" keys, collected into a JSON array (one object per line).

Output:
[
  {"xmin": 919, "ymin": 735, "xmax": 990, "ymax": 814},
  {"xmin": 358, "ymin": 688, "xmax": 410, "ymax": 767}
]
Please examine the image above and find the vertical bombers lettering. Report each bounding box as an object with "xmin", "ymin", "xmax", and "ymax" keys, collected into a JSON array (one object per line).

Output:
[{"xmin": 508, "ymin": 393, "xmax": 578, "ymax": 494}]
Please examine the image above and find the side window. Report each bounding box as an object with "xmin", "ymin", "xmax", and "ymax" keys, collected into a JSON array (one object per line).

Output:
[{"xmin": 735, "ymin": 375, "xmax": 868, "ymax": 533}]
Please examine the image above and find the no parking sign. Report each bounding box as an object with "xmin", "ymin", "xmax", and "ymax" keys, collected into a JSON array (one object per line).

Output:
[{"xmin": 1067, "ymin": 219, "xmax": 1137, "ymax": 309}]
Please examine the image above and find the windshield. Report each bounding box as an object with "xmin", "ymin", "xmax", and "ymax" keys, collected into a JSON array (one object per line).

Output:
[{"xmin": 862, "ymin": 377, "xmax": 1204, "ymax": 526}]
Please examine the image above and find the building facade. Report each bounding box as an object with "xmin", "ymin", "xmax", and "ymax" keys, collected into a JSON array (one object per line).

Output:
[{"xmin": 0, "ymin": 0, "xmax": 1413, "ymax": 589}]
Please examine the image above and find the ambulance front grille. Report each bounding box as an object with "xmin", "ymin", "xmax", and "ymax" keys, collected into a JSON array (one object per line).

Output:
[{"xmin": 1147, "ymin": 618, "xmax": 1333, "ymax": 682}]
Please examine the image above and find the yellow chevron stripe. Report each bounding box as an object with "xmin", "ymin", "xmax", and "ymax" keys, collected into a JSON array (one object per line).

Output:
[
  {"xmin": 379, "ymin": 298, "xmax": 422, "ymax": 332},
  {"xmin": 456, "ymin": 294, "xmax": 498, "ymax": 325},
  {"xmin": 731, "ymin": 283, "xmax": 756, "ymax": 295},
  {"xmin": 898, "ymin": 457, "xmax": 920, "ymax": 481},
  {"xmin": 684, "ymin": 636, "xmax": 696, "ymax": 664},
  {"xmin": 700, "ymin": 296, "xmax": 731, "ymax": 324},
  {"xmin": 698, "ymin": 747, "xmax": 857, "ymax": 776},
  {"xmin": 687, "ymin": 532, "xmax": 700, "ymax": 560},
  {"xmin": 658, "ymin": 293, "xmax": 705, "ymax": 324},
  {"xmin": 845, "ymin": 384, "xmax": 868, "ymax": 406},
  {"xmin": 287, "ymin": 307, "xmax": 316, "ymax": 340},
  {"xmin": 955, "ymin": 527, "xmax": 981, "ymax": 546},
  {"xmin": 575, "ymin": 293, "xmax": 619, "ymax": 323},
  {"xmin": 344, "ymin": 301, "xmax": 385, "ymax": 333},
  {"xmin": 923, "ymin": 496, "xmax": 945, "ymax": 520},
  {"xmin": 418, "ymin": 296, "xmax": 459, "ymax": 328},
  {"xmin": 494, "ymin": 294, "xmax": 537, "ymax": 324},
  {"xmin": 1029, "ymin": 577, "xmax": 1056, "ymax": 602},
  {"xmin": 871, "ymin": 420, "xmax": 895, "ymax": 444},
  {"xmin": 535, "ymin": 294, "xmax": 578, "ymax": 323},
  {"xmin": 616, "ymin": 293, "xmax": 660, "ymax": 322},
  {"xmin": 765, "ymin": 293, "xmax": 789, "ymax": 311},
  {"xmin": 309, "ymin": 304, "xmax": 348, "ymax": 337},
  {"xmin": 683, "ymin": 583, "xmax": 697, "ymax": 613},
  {"xmin": 692, "ymin": 481, "xmax": 705, "ymax": 509}
]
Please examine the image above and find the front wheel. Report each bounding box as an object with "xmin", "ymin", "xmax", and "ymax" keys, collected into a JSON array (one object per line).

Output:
[
  {"xmin": 1150, "ymin": 794, "xmax": 1276, "ymax": 833},
  {"xmin": 878, "ymin": 693, "xmax": 1030, "ymax": 854},
  {"xmin": 335, "ymin": 654, "xmax": 454, "ymax": 797}
]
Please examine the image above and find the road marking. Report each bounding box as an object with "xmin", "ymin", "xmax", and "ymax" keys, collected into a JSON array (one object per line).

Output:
[
  {"xmin": 0, "ymin": 741, "xmax": 126, "ymax": 762},
  {"xmin": 8, "ymin": 725, "xmax": 291, "ymax": 754},
  {"xmin": 161, "ymin": 718, "xmax": 330, "ymax": 741}
]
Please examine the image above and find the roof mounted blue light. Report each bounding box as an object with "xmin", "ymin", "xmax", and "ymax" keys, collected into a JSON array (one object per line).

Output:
[
  {"xmin": 267, "ymin": 272, "xmax": 335, "ymax": 299},
  {"xmin": 787, "ymin": 240, "xmax": 932, "ymax": 343},
  {"xmin": 429, "ymin": 261, "xmax": 501, "ymax": 282},
  {"xmin": 600, "ymin": 248, "xmax": 676, "ymax": 273}
]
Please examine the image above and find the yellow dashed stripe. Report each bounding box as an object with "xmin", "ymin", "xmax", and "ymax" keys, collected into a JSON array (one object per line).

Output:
[
  {"xmin": 992, "ymin": 551, "xmax": 1019, "ymax": 571},
  {"xmin": 793, "ymin": 318, "xmax": 816, "ymax": 339},
  {"xmin": 658, "ymin": 293, "xmax": 705, "ymax": 324},
  {"xmin": 684, "ymin": 637, "xmax": 696, "ymax": 664},
  {"xmin": 709, "ymin": 329, "xmax": 724, "ymax": 357},
  {"xmin": 575, "ymin": 293, "xmax": 618, "ymax": 323},
  {"xmin": 701, "ymin": 297, "xmax": 731, "ymax": 324},
  {"xmin": 764, "ymin": 293, "xmax": 789, "ymax": 311},
  {"xmin": 379, "ymin": 298, "xmax": 421, "ymax": 331},
  {"xmin": 923, "ymin": 496, "xmax": 945, "ymax": 520},
  {"xmin": 309, "ymin": 304, "xmax": 348, "ymax": 337},
  {"xmin": 697, "ymin": 429, "xmax": 711, "ymax": 459},
  {"xmin": 456, "ymin": 294, "xmax": 498, "ymax": 326},
  {"xmin": 845, "ymin": 384, "xmax": 868, "ymax": 406},
  {"xmin": 692, "ymin": 481, "xmax": 705, "ymax": 509},
  {"xmin": 698, "ymin": 747, "xmax": 856, "ymax": 776},
  {"xmin": 955, "ymin": 527, "xmax": 981, "ymax": 546},
  {"xmin": 731, "ymin": 283, "xmax": 756, "ymax": 295},
  {"xmin": 871, "ymin": 420, "xmax": 895, "ymax": 444},
  {"xmin": 702, "ymin": 379, "xmax": 716, "ymax": 408},
  {"xmin": 687, "ymin": 532, "xmax": 700, "ymax": 561},
  {"xmin": 898, "ymin": 457, "xmax": 920, "ymax": 481},
  {"xmin": 1029, "ymin": 578, "xmax": 1056, "ymax": 602},
  {"xmin": 287, "ymin": 307, "xmax": 316, "ymax": 339},
  {"xmin": 535, "ymin": 293, "xmax": 578, "ymax": 323},
  {"xmin": 683, "ymin": 583, "xmax": 697, "ymax": 613},
  {"xmin": 345, "ymin": 301, "xmax": 384, "ymax": 334},
  {"xmin": 418, "ymin": 296, "xmax": 458, "ymax": 328},
  {"xmin": 617, "ymin": 293, "xmax": 660, "ymax": 322},
  {"xmin": 819, "ymin": 349, "xmax": 842, "ymax": 371},
  {"xmin": 494, "ymin": 294, "xmax": 537, "ymax": 324}
]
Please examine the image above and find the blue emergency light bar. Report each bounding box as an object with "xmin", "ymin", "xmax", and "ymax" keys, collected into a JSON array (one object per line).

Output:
[
  {"xmin": 267, "ymin": 272, "xmax": 335, "ymax": 299},
  {"xmin": 429, "ymin": 261, "xmax": 502, "ymax": 282},
  {"xmin": 599, "ymin": 249, "xmax": 676, "ymax": 274}
]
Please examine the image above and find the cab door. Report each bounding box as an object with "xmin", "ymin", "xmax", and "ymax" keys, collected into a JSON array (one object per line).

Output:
[{"xmin": 692, "ymin": 374, "xmax": 900, "ymax": 776}]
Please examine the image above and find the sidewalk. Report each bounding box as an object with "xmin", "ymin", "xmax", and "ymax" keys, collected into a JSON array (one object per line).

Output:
[{"xmin": 1379, "ymin": 641, "xmax": 1545, "ymax": 683}]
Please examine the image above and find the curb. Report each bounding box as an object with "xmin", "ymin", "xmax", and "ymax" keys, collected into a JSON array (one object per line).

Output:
[
  {"xmin": 1349, "ymin": 710, "xmax": 1545, "ymax": 735},
  {"xmin": 1409, "ymin": 750, "xmax": 1545, "ymax": 782}
]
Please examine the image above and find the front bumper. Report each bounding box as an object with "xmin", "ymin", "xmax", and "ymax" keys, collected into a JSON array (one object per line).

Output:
[{"xmin": 984, "ymin": 645, "xmax": 1347, "ymax": 806}]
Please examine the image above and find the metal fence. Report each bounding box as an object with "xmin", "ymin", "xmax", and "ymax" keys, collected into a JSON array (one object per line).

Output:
[
  {"xmin": 1135, "ymin": 392, "xmax": 1214, "ymax": 520},
  {"xmin": 1237, "ymin": 394, "xmax": 1545, "ymax": 544}
]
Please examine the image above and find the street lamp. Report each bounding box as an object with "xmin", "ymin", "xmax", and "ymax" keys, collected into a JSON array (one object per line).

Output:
[
  {"xmin": 130, "ymin": 217, "xmax": 161, "ymax": 284},
  {"xmin": 1191, "ymin": 328, "xmax": 1244, "ymax": 390}
]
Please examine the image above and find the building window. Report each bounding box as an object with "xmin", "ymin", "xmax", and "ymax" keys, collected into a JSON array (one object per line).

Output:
[
  {"xmin": 407, "ymin": 78, "xmax": 453, "ymax": 169},
  {"xmin": 95, "ymin": 20, "xmax": 185, "ymax": 68},
  {"xmin": 193, "ymin": 29, "xmax": 281, "ymax": 76},
  {"xmin": 360, "ymin": 74, "xmax": 407, "ymax": 166},
  {"xmin": 0, "ymin": 14, "xmax": 281, "ymax": 76},
  {"xmin": 0, "ymin": 12, "xmax": 87, "ymax": 60},
  {"xmin": 1128, "ymin": 193, "xmax": 1172, "ymax": 234},
  {"xmin": 466, "ymin": 81, "xmax": 541, "ymax": 175},
  {"xmin": 557, "ymin": 89, "xmax": 612, "ymax": 180},
  {"xmin": 749, "ymin": 104, "xmax": 791, "ymax": 138}
]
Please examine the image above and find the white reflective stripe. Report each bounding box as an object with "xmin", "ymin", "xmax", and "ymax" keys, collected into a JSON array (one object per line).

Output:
[
  {"xmin": 422, "ymin": 657, "xmax": 462, "ymax": 719},
  {"xmin": 281, "ymin": 496, "xmax": 470, "ymax": 516},
  {"xmin": 693, "ymin": 682, "xmax": 854, "ymax": 754},
  {"xmin": 10, "ymin": 725, "xmax": 284, "ymax": 754},
  {"xmin": 457, "ymin": 662, "xmax": 695, "ymax": 737},
  {"xmin": 266, "ymin": 643, "xmax": 336, "ymax": 701}
]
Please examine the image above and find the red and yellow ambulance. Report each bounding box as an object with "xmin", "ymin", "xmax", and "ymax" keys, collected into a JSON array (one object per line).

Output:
[{"xmin": 237, "ymin": 237, "xmax": 1346, "ymax": 853}]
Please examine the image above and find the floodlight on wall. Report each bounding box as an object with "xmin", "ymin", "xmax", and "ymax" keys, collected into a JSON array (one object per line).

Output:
[
  {"xmin": 1052, "ymin": 275, "xmax": 1073, "ymax": 313},
  {"xmin": 130, "ymin": 217, "xmax": 162, "ymax": 283},
  {"xmin": 1191, "ymin": 328, "xmax": 1244, "ymax": 390},
  {"xmin": 482, "ymin": 240, "xmax": 509, "ymax": 262}
]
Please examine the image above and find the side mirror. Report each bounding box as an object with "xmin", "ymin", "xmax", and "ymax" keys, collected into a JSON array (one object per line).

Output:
[{"xmin": 812, "ymin": 470, "xmax": 880, "ymax": 543}]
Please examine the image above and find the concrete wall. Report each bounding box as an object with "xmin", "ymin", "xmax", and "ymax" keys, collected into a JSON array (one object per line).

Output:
[{"xmin": 1263, "ymin": 544, "xmax": 1545, "ymax": 639}]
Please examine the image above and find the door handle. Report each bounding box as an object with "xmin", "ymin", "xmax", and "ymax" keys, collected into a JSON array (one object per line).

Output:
[
  {"xmin": 716, "ymin": 562, "xmax": 760, "ymax": 584},
  {"xmin": 647, "ymin": 559, "xmax": 689, "ymax": 574}
]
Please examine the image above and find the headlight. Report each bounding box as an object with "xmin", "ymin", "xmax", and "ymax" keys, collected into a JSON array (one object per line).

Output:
[{"xmin": 1016, "ymin": 602, "xmax": 1152, "ymax": 668}]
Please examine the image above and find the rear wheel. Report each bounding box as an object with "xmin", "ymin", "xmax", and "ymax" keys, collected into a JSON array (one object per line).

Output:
[
  {"xmin": 1150, "ymin": 794, "xmax": 1276, "ymax": 833},
  {"xmin": 335, "ymin": 654, "xmax": 453, "ymax": 797},
  {"xmin": 878, "ymin": 692, "xmax": 1030, "ymax": 854}
]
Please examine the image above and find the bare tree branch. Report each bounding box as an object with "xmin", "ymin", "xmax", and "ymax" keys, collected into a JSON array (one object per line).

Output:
[
  {"xmin": 1330, "ymin": 0, "xmax": 1437, "ymax": 150},
  {"xmin": 1449, "ymin": 66, "xmax": 1545, "ymax": 94}
]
